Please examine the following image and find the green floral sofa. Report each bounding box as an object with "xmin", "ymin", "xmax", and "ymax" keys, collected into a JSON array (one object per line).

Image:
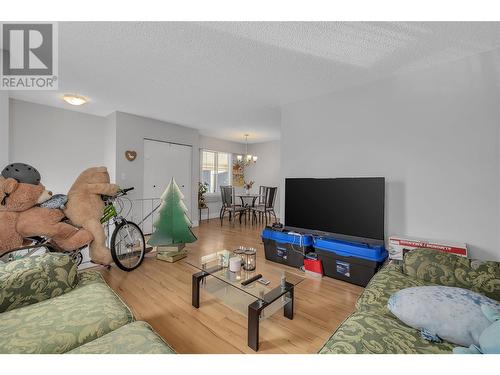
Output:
[
  {"xmin": 0, "ymin": 253, "xmax": 174, "ymax": 354},
  {"xmin": 319, "ymin": 249, "xmax": 500, "ymax": 354}
]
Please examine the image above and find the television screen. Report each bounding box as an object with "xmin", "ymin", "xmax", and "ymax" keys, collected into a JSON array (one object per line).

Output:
[{"xmin": 285, "ymin": 178, "xmax": 385, "ymax": 244}]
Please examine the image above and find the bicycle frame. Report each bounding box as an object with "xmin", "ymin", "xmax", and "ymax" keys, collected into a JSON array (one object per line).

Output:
[
  {"xmin": 101, "ymin": 202, "xmax": 118, "ymax": 224},
  {"xmin": 101, "ymin": 196, "xmax": 136, "ymax": 251}
]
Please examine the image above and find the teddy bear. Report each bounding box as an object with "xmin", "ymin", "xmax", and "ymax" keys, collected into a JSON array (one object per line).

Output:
[
  {"xmin": 453, "ymin": 305, "xmax": 500, "ymax": 354},
  {"xmin": 0, "ymin": 176, "xmax": 93, "ymax": 257},
  {"xmin": 64, "ymin": 166, "xmax": 119, "ymax": 265}
]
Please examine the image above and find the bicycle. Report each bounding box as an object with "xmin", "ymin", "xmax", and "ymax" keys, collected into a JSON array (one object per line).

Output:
[
  {"xmin": 101, "ymin": 187, "xmax": 146, "ymax": 271},
  {"xmin": 0, "ymin": 187, "xmax": 146, "ymax": 272}
]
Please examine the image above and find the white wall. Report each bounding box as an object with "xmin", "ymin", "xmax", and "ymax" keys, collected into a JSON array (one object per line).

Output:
[
  {"xmin": 245, "ymin": 140, "xmax": 281, "ymax": 217},
  {"xmin": 9, "ymin": 99, "xmax": 113, "ymax": 194},
  {"xmin": 8, "ymin": 102, "xmax": 256, "ymax": 226},
  {"xmin": 200, "ymin": 135, "xmax": 246, "ymax": 155},
  {"xmin": 104, "ymin": 112, "xmax": 117, "ymax": 182},
  {"xmin": 281, "ymin": 49, "xmax": 500, "ymax": 261},
  {"xmin": 0, "ymin": 92, "xmax": 8, "ymax": 168},
  {"xmin": 114, "ymin": 111, "xmax": 200, "ymax": 225}
]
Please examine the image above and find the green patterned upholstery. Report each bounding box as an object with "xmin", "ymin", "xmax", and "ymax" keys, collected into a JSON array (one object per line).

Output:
[
  {"xmin": 0, "ymin": 253, "xmax": 78, "ymax": 313},
  {"xmin": 355, "ymin": 263, "xmax": 432, "ymax": 317},
  {"xmin": 319, "ymin": 310, "xmax": 455, "ymax": 354},
  {"xmin": 68, "ymin": 321, "xmax": 175, "ymax": 354},
  {"xmin": 0, "ymin": 261, "xmax": 174, "ymax": 354},
  {"xmin": 403, "ymin": 249, "xmax": 500, "ymax": 301},
  {"xmin": 77, "ymin": 270, "xmax": 106, "ymax": 287},
  {"xmin": 320, "ymin": 250, "xmax": 500, "ymax": 354},
  {"xmin": 0, "ymin": 279, "xmax": 134, "ymax": 353}
]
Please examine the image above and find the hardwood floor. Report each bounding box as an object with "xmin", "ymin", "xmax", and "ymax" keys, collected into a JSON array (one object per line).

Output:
[{"xmin": 100, "ymin": 218, "xmax": 363, "ymax": 354}]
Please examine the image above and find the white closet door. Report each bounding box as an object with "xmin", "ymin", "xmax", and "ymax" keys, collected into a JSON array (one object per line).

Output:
[{"xmin": 143, "ymin": 139, "xmax": 192, "ymax": 233}]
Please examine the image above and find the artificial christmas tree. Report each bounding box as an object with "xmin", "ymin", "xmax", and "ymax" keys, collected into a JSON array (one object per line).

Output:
[{"xmin": 148, "ymin": 178, "xmax": 197, "ymax": 261}]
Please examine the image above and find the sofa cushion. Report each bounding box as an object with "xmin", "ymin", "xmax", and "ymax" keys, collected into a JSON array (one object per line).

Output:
[
  {"xmin": 318, "ymin": 310, "xmax": 455, "ymax": 354},
  {"xmin": 0, "ymin": 253, "xmax": 78, "ymax": 313},
  {"xmin": 402, "ymin": 249, "xmax": 500, "ymax": 301},
  {"xmin": 68, "ymin": 321, "xmax": 175, "ymax": 354},
  {"xmin": 0, "ymin": 278, "xmax": 133, "ymax": 353},
  {"xmin": 76, "ymin": 270, "xmax": 106, "ymax": 287},
  {"xmin": 355, "ymin": 263, "xmax": 432, "ymax": 316}
]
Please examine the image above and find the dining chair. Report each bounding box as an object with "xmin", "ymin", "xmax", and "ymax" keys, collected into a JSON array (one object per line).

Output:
[
  {"xmin": 251, "ymin": 186, "xmax": 277, "ymax": 226},
  {"xmin": 252, "ymin": 185, "xmax": 266, "ymax": 223},
  {"xmin": 220, "ymin": 185, "xmax": 247, "ymax": 226},
  {"xmin": 256, "ymin": 186, "xmax": 266, "ymax": 206}
]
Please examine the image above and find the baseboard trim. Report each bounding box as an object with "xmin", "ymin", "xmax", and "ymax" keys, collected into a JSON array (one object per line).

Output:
[{"xmin": 198, "ymin": 212, "xmax": 281, "ymax": 224}]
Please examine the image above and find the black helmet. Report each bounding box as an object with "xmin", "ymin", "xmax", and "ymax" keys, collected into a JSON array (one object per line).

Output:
[{"xmin": 1, "ymin": 163, "xmax": 41, "ymax": 185}]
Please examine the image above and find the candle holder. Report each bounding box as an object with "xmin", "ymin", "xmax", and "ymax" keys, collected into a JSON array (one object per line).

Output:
[
  {"xmin": 243, "ymin": 248, "xmax": 257, "ymax": 271},
  {"xmin": 234, "ymin": 247, "xmax": 245, "ymax": 263}
]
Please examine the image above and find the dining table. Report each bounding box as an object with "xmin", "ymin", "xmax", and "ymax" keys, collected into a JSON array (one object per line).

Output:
[{"xmin": 236, "ymin": 193, "xmax": 264, "ymax": 209}]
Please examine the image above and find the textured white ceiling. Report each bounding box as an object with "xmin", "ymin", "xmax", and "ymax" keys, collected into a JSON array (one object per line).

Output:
[{"xmin": 9, "ymin": 22, "xmax": 500, "ymax": 142}]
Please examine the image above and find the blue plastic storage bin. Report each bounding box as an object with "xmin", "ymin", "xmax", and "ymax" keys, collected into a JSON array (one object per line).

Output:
[
  {"xmin": 261, "ymin": 227, "xmax": 313, "ymax": 268},
  {"xmin": 313, "ymin": 238, "xmax": 387, "ymax": 262},
  {"xmin": 313, "ymin": 237, "xmax": 388, "ymax": 286},
  {"xmin": 262, "ymin": 228, "xmax": 313, "ymax": 246}
]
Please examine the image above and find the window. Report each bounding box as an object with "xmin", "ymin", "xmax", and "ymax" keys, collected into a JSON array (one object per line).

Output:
[{"xmin": 201, "ymin": 150, "xmax": 231, "ymax": 193}]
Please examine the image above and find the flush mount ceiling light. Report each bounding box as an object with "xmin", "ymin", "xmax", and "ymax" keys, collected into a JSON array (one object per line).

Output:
[
  {"xmin": 62, "ymin": 94, "xmax": 88, "ymax": 106},
  {"xmin": 236, "ymin": 134, "xmax": 257, "ymax": 166}
]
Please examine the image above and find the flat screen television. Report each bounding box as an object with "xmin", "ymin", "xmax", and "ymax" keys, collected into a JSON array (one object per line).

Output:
[{"xmin": 285, "ymin": 177, "xmax": 385, "ymax": 245}]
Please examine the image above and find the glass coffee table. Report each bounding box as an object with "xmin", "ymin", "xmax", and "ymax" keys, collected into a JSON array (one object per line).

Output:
[{"xmin": 186, "ymin": 251, "xmax": 304, "ymax": 351}]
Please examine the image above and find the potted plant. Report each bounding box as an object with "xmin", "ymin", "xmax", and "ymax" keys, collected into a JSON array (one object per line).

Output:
[{"xmin": 198, "ymin": 182, "xmax": 209, "ymax": 208}]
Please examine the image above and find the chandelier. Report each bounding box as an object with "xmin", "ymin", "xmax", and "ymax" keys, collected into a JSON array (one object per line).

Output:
[{"xmin": 236, "ymin": 134, "xmax": 258, "ymax": 166}]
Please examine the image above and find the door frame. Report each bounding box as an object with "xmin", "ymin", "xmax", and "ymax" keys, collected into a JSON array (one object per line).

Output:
[{"xmin": 144, "ymin": 137, "xmax": 193, "ymax": 149}]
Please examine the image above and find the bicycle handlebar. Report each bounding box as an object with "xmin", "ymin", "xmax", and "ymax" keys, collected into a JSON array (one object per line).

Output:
[
  {"xmin": 102, "ymin": 187, "xmax": 134, "ymax": 201},
  {"xmin": 120, "ymin": 187, "xmax": 135, "ymax": 194}
]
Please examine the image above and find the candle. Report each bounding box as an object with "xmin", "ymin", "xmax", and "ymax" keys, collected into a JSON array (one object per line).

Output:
[{"xmin": 229, "ymin": 256, "xmax": 242, "ymax": 272}]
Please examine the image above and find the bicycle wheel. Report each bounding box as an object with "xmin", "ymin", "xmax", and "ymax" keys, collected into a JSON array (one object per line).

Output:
[{"xmin": 110, "ymin": 221, "xmax": 145, "ymax": 271}]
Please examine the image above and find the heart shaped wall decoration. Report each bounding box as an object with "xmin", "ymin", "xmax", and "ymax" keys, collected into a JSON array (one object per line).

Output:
[{"xmin": 125, "ymin": 150, "xmax": 137, "ymax": 161}]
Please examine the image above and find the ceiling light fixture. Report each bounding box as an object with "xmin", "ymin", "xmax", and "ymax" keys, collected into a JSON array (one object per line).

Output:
[
  {"xmin": 237, "ymin": 134, "xmax": 257, "ymax": 166},
  {"xmin": 62, "ymin": 94, "xmax": 88, "ymax": 106}
]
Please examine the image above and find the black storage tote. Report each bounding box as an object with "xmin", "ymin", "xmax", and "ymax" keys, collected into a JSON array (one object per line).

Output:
[{"xmin": 314, "ymin": 237, "xmax": 388, "ymax": 287}]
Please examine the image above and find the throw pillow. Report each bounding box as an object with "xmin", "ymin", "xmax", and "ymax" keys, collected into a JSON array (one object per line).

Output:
[
  {"xmin": 0, "ymin": 253, "xmax": 78, "ymax": 313},
  {"xmin": 402, "ymin": 249, "xmax": 500, "ymax": 301},
  {"xmin": 387, "ymin": 286, "xmax": 500, "ymax": 347}
]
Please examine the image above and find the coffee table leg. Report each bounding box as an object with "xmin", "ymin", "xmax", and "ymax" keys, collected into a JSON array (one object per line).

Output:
[
  {"xmin": 192, "ymin": 271, "xmax": 207, "ymax": 308},
  {"xmin": 248, "ymin": 301, "xmax": 263, "ymax": 351},
  {"xmin": 284, "ymin": 286, "xmax": 294, "ymax": 320}
]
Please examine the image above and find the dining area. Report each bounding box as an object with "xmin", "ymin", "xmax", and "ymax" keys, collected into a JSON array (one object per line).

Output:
[{"xmin": 219, "ymin": 185, "xmax": 278, "ymax": 226}]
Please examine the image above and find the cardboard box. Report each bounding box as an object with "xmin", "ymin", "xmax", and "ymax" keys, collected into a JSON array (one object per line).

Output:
[
  {"xmin": 156, "ymin": 248, "xmax": 187, "ymax": 262},
  {"xmin": 388, "ymin": 236, "xmax": 468, "ymax": 260}
]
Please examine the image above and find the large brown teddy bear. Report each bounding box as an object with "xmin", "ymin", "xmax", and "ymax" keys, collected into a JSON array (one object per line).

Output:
[
  {"xmin": 0, "ymin": 177, "xmax": 93, "ymax": 257},
  {"xmin": 64, "ymin": 167, "xmax": 119, "ymax": 265}
]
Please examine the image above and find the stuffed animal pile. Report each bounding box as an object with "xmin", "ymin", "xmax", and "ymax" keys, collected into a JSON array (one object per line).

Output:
[
  {"xmin": 0, "ymin": 163, "xmax": 119, "ymax": 266},
  {"xmin": 0, "ymin": 164, "xmax": 92, "ymax": 255}
]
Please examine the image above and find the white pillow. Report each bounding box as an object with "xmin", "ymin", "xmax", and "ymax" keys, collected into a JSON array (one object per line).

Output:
[{"xmin": 387, "ymin": 286, "xmax": 500, "ymax": 347}]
